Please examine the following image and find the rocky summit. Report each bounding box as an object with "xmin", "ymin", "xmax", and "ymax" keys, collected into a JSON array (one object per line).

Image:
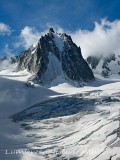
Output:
[{"xmin": 17, "ymin": 28, "xmax": 94, "ymax": 85}]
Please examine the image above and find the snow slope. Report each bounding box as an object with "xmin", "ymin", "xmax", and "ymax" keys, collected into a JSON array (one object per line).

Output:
[
  {"xmin": 0, "ymin": 69, "xmax": 60, "ymax": 160},
  {"xmin": 0, "ymin": 69, "xmax": 120, "ymax": 160}
]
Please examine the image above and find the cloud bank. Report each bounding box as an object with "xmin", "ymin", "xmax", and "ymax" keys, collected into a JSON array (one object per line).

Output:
[
  {"xmin": 16, "ymin": 19, "xmax": 120, "ymax": 59},
  {"xmin": 70, "ymin": 19, "xmax": 120, "ymax": 58},
  {"xmin": 0, "ymin": 22, "xmax": 12, "ymax": 35}
]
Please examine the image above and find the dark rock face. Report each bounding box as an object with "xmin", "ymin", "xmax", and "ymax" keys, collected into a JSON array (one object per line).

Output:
[
  {"xmin": 87, "ymin": 53, "xmax": 120, "ymax": 77},
  {"xmin": 87, "ymin": 56, "xmax": 100, "ymax": 70},
  {"xmin": 17, "ymin": 28, "xmax": 94, "ymax": 85}
]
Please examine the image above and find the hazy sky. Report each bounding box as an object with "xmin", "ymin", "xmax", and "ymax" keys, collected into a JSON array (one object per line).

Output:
[{"xmin": 0, "ymin": 0, "xmax": 120, "ymax": 57}]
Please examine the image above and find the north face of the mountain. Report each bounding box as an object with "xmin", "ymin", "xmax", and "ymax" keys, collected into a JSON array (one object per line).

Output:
[
  {"xmin": 17, "ymin": 28, "xmax": 94, "ymax": 85},
  {"xmin": 87, "ymin": 53, "xmax": 120, "ymax": 77}
]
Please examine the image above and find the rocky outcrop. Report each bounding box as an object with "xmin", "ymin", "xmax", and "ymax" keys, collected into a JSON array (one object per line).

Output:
[
  {"xmin": 87, "ymin": 53, "xmax": 120, "ymax": 77},
  {"xmin": 17, "ymin": 28, "xmax": 94, "ymax": 85}
]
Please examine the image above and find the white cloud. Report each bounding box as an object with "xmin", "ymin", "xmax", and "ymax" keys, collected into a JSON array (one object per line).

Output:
[
  {"xmin": 0, "ymin": 44, "xmax": 16, "ymax": 70},
  {"xmin": 0, "ymin": 22, "xmax": 12, "ymax": 35},
  {"xmin": 16, "ymin": 26, "xmax": 48, "ymax": 49},
  {"xmin": 3, "ymin": 44, "xmax": 14, "ymax": 57},
  {"xmin": 0, "ymin": 59, "xmax": 15, "ymax": 71},
  {"xmin": 70, "ymin": 19, "xmax": 120, "ymax": 58}
]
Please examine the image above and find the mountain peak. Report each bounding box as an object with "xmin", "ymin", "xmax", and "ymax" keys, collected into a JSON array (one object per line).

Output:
[
  {"xmin": 17, "ymin": 30, "xmax": 94, "ymax": 85},
  {"xmin": 49, "ymin": 28, "xmax": 55, "ymax": 33}
]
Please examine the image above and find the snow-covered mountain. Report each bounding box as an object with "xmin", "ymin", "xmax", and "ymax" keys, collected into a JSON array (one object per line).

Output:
[
  {"xmin": 17, "ymin": 28, "xmax": 94, "ymax": 85},
  {"xmin": 87, "ymin": 53, "xmax": 120, "ymax": 77}
]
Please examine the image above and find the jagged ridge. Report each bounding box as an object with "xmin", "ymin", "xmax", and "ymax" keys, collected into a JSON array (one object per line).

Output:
[{"xmin": 17, "ymin": 28, "xmax": 94, "ymax": 85}]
